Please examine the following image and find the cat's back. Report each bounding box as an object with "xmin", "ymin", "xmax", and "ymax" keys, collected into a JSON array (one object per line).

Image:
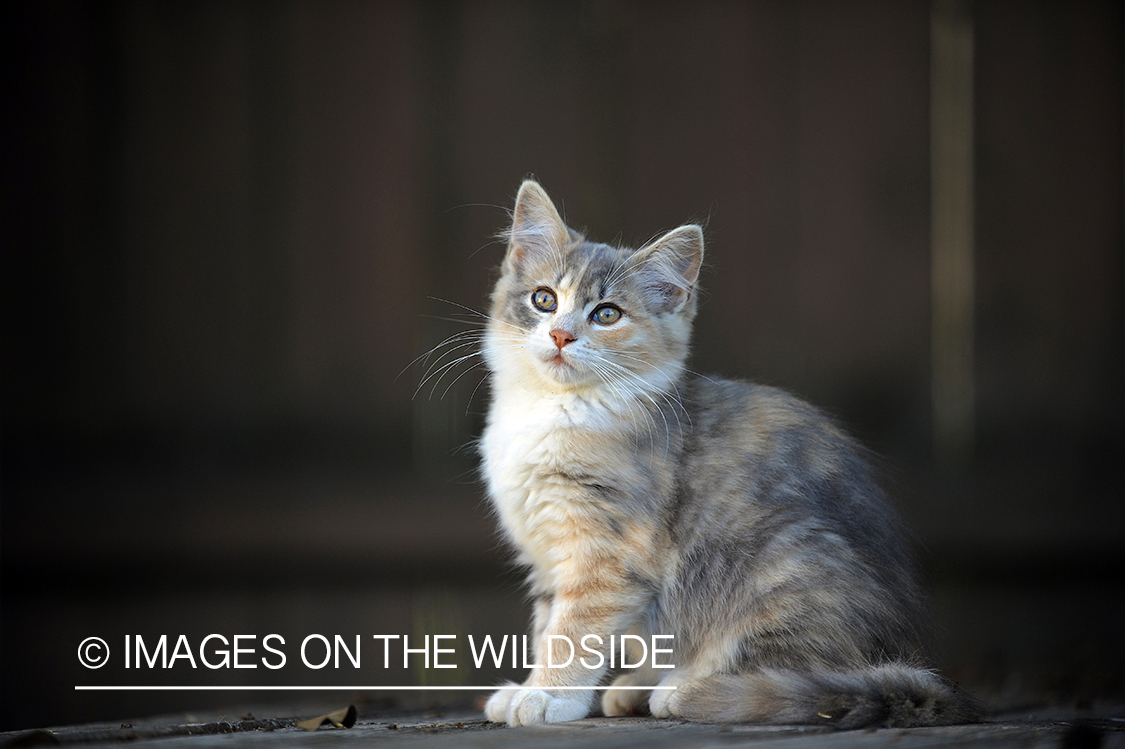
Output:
[
  {"xmin": 667, "ymin": 376, "xmax": 928, "ymax": 662},
  {"xmin": 673, "ymin": 375, "xmax": 914, "ymax": 574}
]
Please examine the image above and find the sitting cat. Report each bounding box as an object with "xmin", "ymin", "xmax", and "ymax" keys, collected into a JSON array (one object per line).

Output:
[{"xmin": 478, "ymin": 179, "xmax": 978, "ymax": 728}]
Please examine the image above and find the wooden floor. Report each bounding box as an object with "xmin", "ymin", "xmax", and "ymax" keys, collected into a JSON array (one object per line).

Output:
[{"xmin": 5, "ymin": 703, "xmax": 1124, "ymax": 748}]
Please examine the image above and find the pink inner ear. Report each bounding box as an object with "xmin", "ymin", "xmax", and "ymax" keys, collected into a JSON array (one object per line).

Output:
[
  {"xmin": 649, "ymin": 281, "xmax": 686, "ymax": 311},
  {"xmin": 680, "ymin": 251, "xmax": 703, "ymax": 287},
  {"xmin": 665, "ymin": 283, "xmax": 687, "ymax": 302},
  {"xmin": 507, "ymin": 242, "xmax": 527, "ymax": 268}
]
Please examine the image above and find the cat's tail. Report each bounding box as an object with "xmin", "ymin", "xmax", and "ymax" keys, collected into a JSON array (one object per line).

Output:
[{"xmin": 662, "ymin": 663, "xmax": 982, "ymax": 728}]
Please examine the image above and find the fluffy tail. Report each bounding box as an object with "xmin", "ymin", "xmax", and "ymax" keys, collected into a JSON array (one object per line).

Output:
[{"xmin": 666, "ymin": 663, "xmax": 982, "ymax": 728}]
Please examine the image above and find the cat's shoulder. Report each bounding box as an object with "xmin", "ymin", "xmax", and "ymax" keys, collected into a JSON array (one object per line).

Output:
[
  {"xmin": 683, "ymin": 374, "xmax": 851, "ymax": 445},
  {"xmin": 685, "ymin": 375, "xmax": 827, "ymax": 420}
]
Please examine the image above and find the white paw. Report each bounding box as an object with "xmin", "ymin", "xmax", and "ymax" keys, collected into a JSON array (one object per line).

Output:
[
  {"xmin": 602, "ymin": 675, "xmax": 652, "ymax": 716},
  {"xmin": 485, "ymin": 687, "xmax": 591, "ymax": 726},
  {"xmin": 647, "ymin": 678, "xmax": 683, "ymax": 718},
  {"xmin": 484, "ymin": 682, "xmax": 518, "ymax": 723},
  {"xmin": 648, "ymin": 689, "xmax": 673, "ymax": 718},
  {"xmin": 603, "ymin": 688, "xmax": 651, "ymax": 717}
]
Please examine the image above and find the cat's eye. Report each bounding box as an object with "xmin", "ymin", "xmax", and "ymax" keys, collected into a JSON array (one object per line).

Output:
[
  {"xmin": 531, "ymin": 288, "xmax": 557, "ymax": 313},
  {"xmin": 591, "ymin": 304, "xmax": 623, "ymax": 325}
]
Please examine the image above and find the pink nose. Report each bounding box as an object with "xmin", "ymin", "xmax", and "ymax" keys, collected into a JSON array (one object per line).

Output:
[{"xmin": 550, "ymin": 329, "xmax": 577, "ymax": 349}]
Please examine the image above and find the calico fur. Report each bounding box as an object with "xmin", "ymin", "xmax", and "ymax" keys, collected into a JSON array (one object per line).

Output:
[{"xmin": 476, "ymin": 179, "xmax": 979, "ymax": 728}]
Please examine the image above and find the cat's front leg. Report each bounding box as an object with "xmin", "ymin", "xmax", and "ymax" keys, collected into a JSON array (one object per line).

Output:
[
  {"xmin": 486, "ymin": 577, "xmax": 649, "ymax": 725},
  {"xmin": 484, "ymin": 598, "xmax": 607, "ymax": 726},
  {"xmin": 484, "ymin": 592, "xmax": 567, "ymax": 724},
  {"xmin": 528, "ymin": 591, "xmax": 553, "ymax": 654}
]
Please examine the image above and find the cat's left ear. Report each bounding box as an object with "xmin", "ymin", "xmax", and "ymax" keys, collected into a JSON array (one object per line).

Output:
[
  {"xmin": 634, "ymin": 225, "xmax": 704, "ymax": 312},
  {"xmin": 505, "ymin": 180, "xmax": 571, "ymax": 273}
]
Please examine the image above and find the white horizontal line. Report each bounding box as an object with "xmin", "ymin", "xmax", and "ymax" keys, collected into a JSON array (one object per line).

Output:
[{"xmin": 75, "ymin": 685, "xmax": 676, "ymax": 691}]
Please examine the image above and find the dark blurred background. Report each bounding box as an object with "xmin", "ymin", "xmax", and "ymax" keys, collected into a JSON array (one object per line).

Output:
[{"xmin": 2, "ymin": 0, "xmax": 1122, "ymax": 732}]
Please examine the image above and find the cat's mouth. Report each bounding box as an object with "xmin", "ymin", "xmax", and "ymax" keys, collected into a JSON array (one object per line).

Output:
[
  {"xmin": 539, "ymin": 349, "xmax": 581, "ymax": 379},
  {"xmin": 544, "ymin": 354, "xmax": 575, "ymax": 376},
  {"xmin": 536, "ymin": 344, "xmax": 572, "ymax": 368}
]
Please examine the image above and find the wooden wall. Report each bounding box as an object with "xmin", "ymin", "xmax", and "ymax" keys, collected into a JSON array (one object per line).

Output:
[{"xmin": 3, "ymin": 0, "xmax": 1122, "ymax": 729}]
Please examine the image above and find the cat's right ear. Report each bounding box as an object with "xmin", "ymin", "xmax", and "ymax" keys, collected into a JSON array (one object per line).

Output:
[
  {"xmin": 505, "ymin": 180, "xmax": 570, "ymax": 273},
  {"xmin": 634, "ymin": 224, "xmax": 705, "ymax": 312}
]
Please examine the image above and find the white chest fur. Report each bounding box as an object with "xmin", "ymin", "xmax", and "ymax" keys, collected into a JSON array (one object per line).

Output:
[{"xmin": 482, "ymin": 385, "xmax": 625, "ymax": 572}]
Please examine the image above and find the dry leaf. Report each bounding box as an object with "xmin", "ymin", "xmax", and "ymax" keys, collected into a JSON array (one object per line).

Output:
[{"xmin": 295, "ymin": 705, "xmax": 357, "ymax": 731}]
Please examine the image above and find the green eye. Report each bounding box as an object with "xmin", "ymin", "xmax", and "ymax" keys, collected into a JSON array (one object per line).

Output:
[
  {"xmin": 532, "ymin": 288, "xmax": 557, "ymax": 312},
  {"xmin": 591, "ymin": 304, "xmax": 623, "ymax": 325}
]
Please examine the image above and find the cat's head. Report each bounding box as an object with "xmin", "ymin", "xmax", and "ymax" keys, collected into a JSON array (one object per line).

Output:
[{"xmin": 485, "ymin": 179, "xmax": 704, "ymax": 397}]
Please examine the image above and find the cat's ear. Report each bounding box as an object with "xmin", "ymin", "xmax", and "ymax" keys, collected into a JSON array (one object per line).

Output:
[
  {"xmin": 634, "ymin": 225, "xmax": 705, "ymax": 312},
  {"xmin": 505, "ymin": 180, "xmax": 571, "ymax": 272}
]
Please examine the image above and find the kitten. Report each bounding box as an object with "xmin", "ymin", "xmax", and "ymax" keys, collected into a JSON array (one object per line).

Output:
[{"xmin": 477, "ymin": 179, "xmax": 979, "ymax": 728}]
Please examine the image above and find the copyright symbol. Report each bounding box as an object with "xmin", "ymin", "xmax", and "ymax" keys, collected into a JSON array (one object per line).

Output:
[{"xmin": 78, "ymin": 637, "xmax": 109, "ymax": 669}]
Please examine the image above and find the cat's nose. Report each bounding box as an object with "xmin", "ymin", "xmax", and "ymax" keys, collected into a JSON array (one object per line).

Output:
[{"xmin": 550, "ymin": 329, "xmax": 577, "ymax": 349}]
